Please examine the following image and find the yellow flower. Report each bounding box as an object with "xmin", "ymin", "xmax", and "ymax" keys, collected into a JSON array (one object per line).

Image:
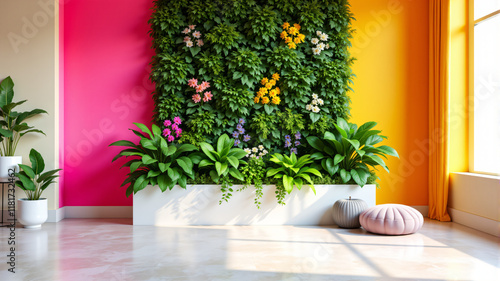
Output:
[
  {"xmin": 298, "ymin": 33, "xmax": 305, "ymax": 42},
  {"xmin": 256, "ymin": 92, "xmax": 263, "ymax": 98},
  {"xmin": 275, "ymin": 87, "xmax": 280, "ymax": 95},
  {"xmin": 254, "ymin": 96, "xmax": 260, "ymax": 104},
  {"xmin": 294, "ymin": 37, "xmax": 301, "ymax": 44},
  {"xmin": 269, "ymin": 89, "xmax": 277, "ymax": 97},
  {"xmin": 288, "ymin": 26, "xmax": 298, "ymax": 36},
  {"xmin": 259, "ymin": 87, "xmax": 268, "ymax": 94},
  {"xmin": 272, "ymin": 73, "xmax": 280, "ymax": 81},
  {"xmin": 282, "ymin": 22, "xmax": 290, "ymax": 30},
  {"xmin": 269, "ymin": 79, "xmax": 276, "ymax": 86},
  {"xmin": 285, "ymin": 37, "xmax": 292, "ymax": 43},
  {"xmin": 294, "ymin": 23, "xmax": 301, "ymax": 31},
  {"xmin": 280, "ymin": 31, "xmax": 288, "ymax": 39},
  {"xmin": 272, "ymin": 96, "xmax": 281, "ymax": 105},
  {"xmin": 261, "ymin": 77, "xmax": 268, "ymax": 85},
  {"xmin": 265, "ymin": 82, "xmax": 272, "ymax": 90},
  {"xmin": 262, "ymin": 96, "xmax": 270, "ymax": 104},
  {"xmin": 288, "ymin": 42, "xmax": 296, "ymax": 49}
]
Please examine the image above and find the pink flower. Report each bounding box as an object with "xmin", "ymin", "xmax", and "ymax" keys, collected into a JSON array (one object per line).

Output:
[
  {"xmin": 167, "ymin": 135, "xmax": 175, "ymax": 142},
  {"xmin": 163, "ymin": 128, "xmax": 171, "ymax": 137},
  {"xmin": 164, "ymin": 120, "xmax": 172, "ymax": 127},
  {"xmin": 200, "ymin": 81, "xmax": 210, "ymax": 91},
  {"xmin": 171, "ymin": 124, "xmax": 179, "ymax": 131},
  {"xmin": 192, "ymin": 94, "xmax": 201, "ymax": 103},
  {"xmin": 175, "ymin": 128, "xmax": 182, "ymax": 137},
  {"xmin": 173, "ymin": 116, "xmax": 182, "ymax": 125},
  {"xmin": 203, "ymin": 91, "xmax": 213, "ymax": 102},
  {"xmin": 196, "ymin": 39, "xmax": 204, "ymax": 47},
  {"xmin": 186, "ymin": 41, "xmax": 194, "ymax": 48},
  {"xmin": 183, "ymin": 36, "xmax": 191, "ymax": 42},
  {"xmin": 188, "ymin": 25, "xmax": 196, "ymax": 30},
  {"xmin": 195, "ymin": 85, "xmax": 204, "ymax": 93},
  {"xmin": 182, "ymin": 28, "xmax": 191, "ymax": 34},
  {"xmin": 192, "ymin": 31, "xmax": 201, "ymax": 38},
  {"xmin": 187, "ymin": 78, "xmax": 198, "ymax": 88}
]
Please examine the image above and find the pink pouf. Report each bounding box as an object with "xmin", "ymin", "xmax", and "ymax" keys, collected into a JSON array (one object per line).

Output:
[{"xmin": 359, "ymin": 204, "xmax": 424, "ymax": 235}]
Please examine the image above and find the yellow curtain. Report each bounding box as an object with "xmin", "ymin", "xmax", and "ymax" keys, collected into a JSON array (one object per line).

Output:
[{"xmin": 429, "ymin": 0, "xmax": 451, "ymax": 222}]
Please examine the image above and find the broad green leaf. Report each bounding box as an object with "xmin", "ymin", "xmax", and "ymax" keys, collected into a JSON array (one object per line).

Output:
[
  {"xmin": 227, "ymin": 156, "xmax": 239, "ymax": 168},
  {"xmin": 18, "ymin": 164, "xmax": 35, "ymax": 179},
  {"xmin": 217, "ymin": 134, "xmax": 230, "ymax": 153},
  {"xmin": 198, "ymin": 159, "xmax": 214, "ymax": 168},
  {"xmin": 294, "ymin": 178, "xmax": 303, "ymax": 190},
  {"xmin": 151, "ymin": 124, "xmax": 162, "ymax": 138},
  {"xmin": 333, "ymin": 123, "xmax": 347, "ymax": 138},
  {"xmin": 337, "ymin": 118, "xmax": 350, "ymax": 135},
  {"xmin": 133, "ymin": 123, "xmax": 153, "ymax": 139},
  {"xmin": 37, "ymin": 169, "xmax": 61, "ymax": 183},
  {"xmin": 109, "ymin": 140, "xmax": 137, "ymax": 148},
  {"xmin": 147, "ymin": 170, "xmax": 160, "ymax": 178},
  {"xmin": 282, "ymin": 175, "xmax": 294, "ymax": 193},
  {"xmin": 167, "ymin": 145, "xmax": 177, "ymax": 156},
  {"xmin": 133, "ymin": 175, "xmax": 147, "ymax": 193},
  {"xmin": 130, "ymin": 161, "xmax": 142, "ymax": 172},
  {"xmin": 178, "ymin": 174, "xmax": 187, "ymax": 189},
  {"xmin": 334, "ymin": 154, "xmax": 345, "ymax": 165},
  {"xmin": 167, "ymin": 167, "xmax": 180, "ymax": 182},
  {"xmin": 176, "ymin": 157, "xmax": 193, "ymax": 174},
  {"xmin": 142, "ymin": 155, "xmax": 157, "ymax": 165},
  {"xmin": 340, "ymin": 169, "xmax": 351, "ymax": 183},
  {"xmin": 266, "ymin": 167, "xmax": 284, "ymax": 177},
  {"xmin": 344, "ymin": 138, "xmax": 360, "ymax": 150},
  {"xmin": 228, "ymin": 167, "xmax": 244, "ymax": 181},
  {"xmin": 158, "ymin": 174, "xmax": 168, "ymax": 192},
  {"xmin": 141, "ymin": 139, "xmax": 157, "ymax": 151},
  {"xmin": 350, "ymin": 169, "xmax": 362, "ymax": 186},
  {"xmin": 158, "ymin": 163, "xmax": 169, "ymax": 173},
  {"xmin": 199, "ymin": 142, "xmax": 216, "ymax": 161},
  {"xmin": 227, "ymin": 148, "xmax": 247, "ymax": 159},
  {"xmin": 29, "ymin": 149, "xmax": 45, "ymax": 174},
  {"xmin": 0, "ymin": 76, "xmax": 14, "ymax": 108},
  {"xmin": 160, "ymin": 138, "xmax": 169, "ymax": 156},
  {"xmin": 306, "ymin": 136, "xmax": 325, "ymax": 151},
  {"xmin": 16, "ymin": 173, "xmax": 36, "ymax": 191},
  {"xmin": 374, "ymin": 145, "xmax": 399, "ymax": 158}
]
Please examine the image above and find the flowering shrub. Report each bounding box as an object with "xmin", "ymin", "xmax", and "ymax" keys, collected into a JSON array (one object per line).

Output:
[
  {"xmin": 162, "ymin": 117, "xmax": 182, "ymax": 142},
  {"xmin": 254, "ymin": 74, "xmax": 281, "ymax": 106},
  {"xmin": 181, "ymin": 25, "xmax": 204, "ymax": 48},
  {"xmin": 280, "ymin": 22, "xmax": 305, "ymax": 49},
  {"xmin": 311, "ymin": 30, "xmax": 330, "ymax": 55}
]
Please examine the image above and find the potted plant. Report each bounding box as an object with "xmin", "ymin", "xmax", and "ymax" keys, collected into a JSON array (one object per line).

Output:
[
  {"xmin": 15, "ymin": 149, "xmax": 61, "ymax": 228},
  {"xmin": 110, "ymin": 122, "xmax": 200, "ymax": 196},
  {"xmin": 0, "ymin": 76, "xmax": 47, "ymax": 181}
]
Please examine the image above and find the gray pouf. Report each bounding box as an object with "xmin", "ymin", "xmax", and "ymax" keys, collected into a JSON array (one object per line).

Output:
[{"xmin": 332, "ymin": 197, "xmax": 368, "ymax": 228}]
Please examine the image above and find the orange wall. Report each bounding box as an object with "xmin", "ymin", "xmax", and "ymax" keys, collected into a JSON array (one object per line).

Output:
[{"xmin": 349, "ymin": 0, "xmax": 430, "ymax": 205}]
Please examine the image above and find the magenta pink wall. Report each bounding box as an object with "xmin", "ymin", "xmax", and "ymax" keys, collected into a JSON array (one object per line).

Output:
[{"xmin": 63, "ymin": 0, "xmax": 154, "ymax": 206}]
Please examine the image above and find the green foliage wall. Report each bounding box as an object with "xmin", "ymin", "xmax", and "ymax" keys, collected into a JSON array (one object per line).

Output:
[{"xmin": 149, "ymin": 0, "xmax": 355, "ymax": 154}]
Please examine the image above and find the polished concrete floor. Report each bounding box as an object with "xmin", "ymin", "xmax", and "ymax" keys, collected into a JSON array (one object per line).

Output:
[{"xmin": 0, "ymin": 219, "xmax": 499, "ymax": 281}]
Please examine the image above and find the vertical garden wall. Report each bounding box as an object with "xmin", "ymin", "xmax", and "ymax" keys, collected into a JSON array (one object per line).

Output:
[{"xmin": 149, "ymin": 0, "xmax": 355, "ymax": 153}]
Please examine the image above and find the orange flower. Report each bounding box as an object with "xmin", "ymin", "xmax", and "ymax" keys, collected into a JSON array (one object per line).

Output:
[
  {"xmin": 259, "ymin": 87, "xmax": 268, "ymax": 95},
  {"xmin": 261, "ymin": 77, "xmax": 268, "ymax": 85},
  {"xmin": 272, "ymin": 73, "xmax": 280, "ymax": 81},
  {"xmin": 262, "ymin": 96, "xmax": 270, "ymax": 104},
  {"xmin": 265, "ymin": 82, "xmax": 272, "ymax": 90},
  {"xmin": 294, "ymin": 37, "xmax": 301, "ymax": 44},
  {"xmin": 285, "ymin": 37, "xmax": 292, "ymax": 44},
  {"xmin": 288, "ymin": 42, "xmax": 296, "ymax": 49},
  {"xmin": 298, "ymin": 33, "xmax": 305, "ymax": 42},
  {"xmin": 272, "ymin": 96, "xmax": 281, "ymax": 105},
  {"xmin": 254, "ymin": 96, "xmax": 260, "ymax": 103},
  {"xmin": 269, "ymin": 79, "xmax": 276, "ymax": 86},
  {"xmin": 282, "ymin": 22, "xmax": 290, "ymax": 30},
  {"xmin": 293, "ymin": 23, "xmax": 301, "ymax": 31},
  {"xmin": 275, "ymin": 87, "xmax": 280, "ymax": 95},
  {"xmin": 269, "ymin": 89, "xmax": 277, "ymax": 97},
  {"xmin": 288, "ymin": 26, "xmax": 298, "ymax": 36},
  {"xmin": 256, "ymin": 92, "xmax": 263, "ymax": 98},
  {"xmin": 280, "ymin": 31, "xmax": 288, "ymax": 39}
]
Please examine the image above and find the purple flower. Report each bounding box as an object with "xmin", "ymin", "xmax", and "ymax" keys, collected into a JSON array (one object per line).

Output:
[
  {"xmin": 239, "ymin": 118, "xmax": 245, "ymax": 125},
  {"xmin": 232, "ymin": 131, "xmax": 239, "ymax": 138},
  {"xmin": 236, "ymin": 124, "xmax": 243, "ymax": 130},
  {"xmin": 243, "ymin": 134, "xmax": 251, "ymax": 142},
  {"xmin": 164, "ymin": 120, "xmax": 172, "ymax": 127},
  {"xmin": 295, "ymin": 131, "xmax": 301, "ymax": 140},
  {"xmin": 294, "ymin": 141, "xmax": 301, "ymax": 146},
  {"xmin": 238, "ymin": 127, "xmax": 245, "ymax": 134},
  {"xmin": 284, "ymin": 139, "xmax": 291, "ymax": 148},
  {"xmin": 173, "ymin": 116, "xmax": 182, "ymax": 125},
  {"xmin": 290, "ymin": 147, "xmax": 298, "ymax": 154},
  {"xmin": 234, "ymin": 139, "xmax": 241, "ymax": 146},
  {"xmin": 284, "ymin": 135, "xmax": 291, "ymax": 141}
]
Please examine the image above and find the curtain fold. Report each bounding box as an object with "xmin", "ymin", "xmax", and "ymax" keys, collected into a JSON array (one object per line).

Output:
[{"xmin": 428, "ymin": 0, "xmax": 451, "ymax": 222}]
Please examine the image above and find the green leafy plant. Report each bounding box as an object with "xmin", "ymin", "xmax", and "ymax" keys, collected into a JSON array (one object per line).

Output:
[
  {"xmin": 197, "ymin": 134, "xmax": 247, "ymax": 203},
  {"xmin": 15, "ymin": 149, "xmax": 61, "ymax": 200},
  {"xmin": 266, "ymin": 153, "xmax": 322, "ymax": 202},
  {"xmin": 0, "ymin": 76, "xmax": 47, "ymax": 156},
  {"xmin": 306, "ymin": 118, "xmax": 399, "ymax": 187},
  {"xmin": 239, "ymin": 157, "xmax": 267, "ymax": 208},
  {"xmin": 110, "ymin": 123, "xmax": 199, "ymax": 196}
]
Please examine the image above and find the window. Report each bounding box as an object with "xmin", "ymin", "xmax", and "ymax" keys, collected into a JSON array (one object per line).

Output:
[{"xmin": 471, "ymin": 1, "xmax": 500, "ymax": 175}]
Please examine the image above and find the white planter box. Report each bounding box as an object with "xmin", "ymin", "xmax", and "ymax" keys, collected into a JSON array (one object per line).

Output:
[{"xmin": 133, "ymin": 184, "xmax": 376, "ymax": 226}]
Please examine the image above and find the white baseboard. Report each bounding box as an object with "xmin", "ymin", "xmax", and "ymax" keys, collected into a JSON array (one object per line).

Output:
[
  {"xmin": 410, "ymin": 205, "xmax": 429, "ymax": 217},
  {"xmin": 449, "ymin": 208, "xmax": 500, "ymax": 237},
  {"xmin": 47, "ymin": 207, "xmax": 65, "ymax": 222},
  {"xmin": 64, "ymin": 206, "xmax": 132, "ymax": 219}
]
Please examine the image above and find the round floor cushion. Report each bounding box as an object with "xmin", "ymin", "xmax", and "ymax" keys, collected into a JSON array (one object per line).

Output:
[{"xmin": 359, "ymin": 204, "xmax": 424, "ymax": 235}]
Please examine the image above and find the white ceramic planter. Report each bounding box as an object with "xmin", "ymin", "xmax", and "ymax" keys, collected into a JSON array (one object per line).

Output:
[
  {"xmin": 0, "ymin": 156, "xmax": 22, "ymax": 182},
  {"xmin": 17, "ymin": 198, "xmax": 48, "ymax": 228},
  {"xmin": 134, "ymin": 184, "xmax": 375, "ymax": 226}
]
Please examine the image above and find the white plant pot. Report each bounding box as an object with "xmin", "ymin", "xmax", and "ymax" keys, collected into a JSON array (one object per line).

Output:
[
  {"xmin": 17, "ymin": 198, "xmax": 48, "ymax": 229},
  {"xmin": 0, "ymin": 156, "xmax": 22, "ymax": 182}
]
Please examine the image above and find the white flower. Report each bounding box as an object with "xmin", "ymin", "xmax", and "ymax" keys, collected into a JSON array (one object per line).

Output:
[
  {"xmin": 317, "ymin": 98, "xmax": 324, "ymax": 105},
  {"xmin": 312, "ymin": 47, "xmax": 321, "ymax": 55},
  {"xmin": 192, "ymin": 31, "xmax": 201, "ymax": 38},
  {"xmin": 186, "ymin": 41, "xmax": 194, "ymax": 48},
  {"xmin": 316, "ymin": 31, "xmax": 322, "ymax": 36},
  {"xmin": 182, "ymin": 28, "xmax": 191, "ymax": 34},
  {"xmin": 320, "ymin": 33, "xmax": 329, "ymax": 41},
  {"xmin": 317, "ymin": 42, "xmax": 325, "ymax": 50},
  {"xmin": 312, "ymin": 106, "xmax": 320, "ymax": 113},
  {"xmin": 326, "ymin": 43, "xmax": 330, "ymax": 49},
  {"xmin": 250, "ymin": 154, "xmax": 256, "ymax": 158},
  {"xmin": 312, "ymin": 93, "xmax": 318, "ymax": 99},
  {"xmin": 312, "ymin": 99, "xmax": 318, "ymax": 105},
  {"xmin": 258, "ymin": 152, "xmax": 264, "ymax": 156},
  {"xmin": 306, "ymin": 104, "xmax": 313, "ymax": 111},
  {"xmin": 244, "ymin": 148, "xmax": 251, "ymax": 154},
  {"xmin": 311, "ymin": 38, "xmax": 319, "ymax": 45},
  {"xmin": 263, "ymin": 150, "xmax": 268, "ymax": 154},
  {"xmin": 258, "ymin": 145, "xmax": 264, "ymax": 151},
  {"xmin": 252, "ymin": 147, "xmax": 258, "ymax": 153}
]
